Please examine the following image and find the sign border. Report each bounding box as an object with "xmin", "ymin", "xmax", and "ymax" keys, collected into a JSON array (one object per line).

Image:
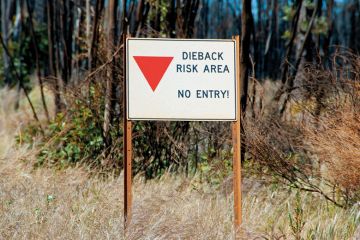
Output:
[{"xmin": 126, "ymin": 38, "xmax": 238, "ymax": 121}]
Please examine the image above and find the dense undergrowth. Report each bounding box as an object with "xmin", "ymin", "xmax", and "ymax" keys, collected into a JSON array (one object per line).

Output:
[
  {"xmin": 1, "ymin": 59, "xmax": 359, "ymax": 239},
  {"xmin": 14, "ymin": 52, "xmax": 360, "ymax": 211}
]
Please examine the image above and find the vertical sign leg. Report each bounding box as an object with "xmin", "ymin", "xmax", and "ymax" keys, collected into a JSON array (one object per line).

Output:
[
  {"xmin": 232, "ymin": 120, "xmax": 241, "ymax": 228},
  {"xmin": 124, "ymin": 120, "xmax": 132, "ymax": 225},
  {"xmin": 232, "ymin": 35, "xmax": 242, "ymax": 233},
  {"xmin": 123, "ymin": 34, "xmax": 132, "ymax": 229}
]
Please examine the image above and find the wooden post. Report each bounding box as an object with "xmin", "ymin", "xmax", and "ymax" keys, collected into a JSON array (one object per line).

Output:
[
  {"xmin": 123, "ymin": 34, "xmax": 132, "ymax": 228},
  {"xmin": 232, "ymin": 35, "xmax": 242, "ymax": 232}
]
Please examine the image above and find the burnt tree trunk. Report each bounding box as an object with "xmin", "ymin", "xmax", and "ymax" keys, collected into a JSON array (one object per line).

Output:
[
  {"xmin": 1, "ymin": 0, "xmax": 11, "ymax": 85},
  {"xmin": 240, "ymin": 0, "xmax": 253, "ymax": 163},
  {"xmin": 26, "ymin": 0, "xmax": 49, "ymax": 121},
  {"xmin": 323, "ymin": 0, "xmax": 334, "ymax": 62},
  {"xmin": 60, "ymin": 0, "xmax": 74, "ymax": 87},
  {"xmin": 280, "ymin": 0, "xmax": 303, "ymax": 86},
  {"xmin": 103, "ymin": 0, "xmax": 118, "ymax": 146},
  {"xmin": 89, "ymin": 0, "xmax": 104, "ymax": 70},
  {"xmin": 47, "ymin": 0, "xmax": 61, "ymax": 114},
  {"xmin": 166, "ymin": 0, "xmax": 176, "ymax": 38},
  {"xmin": 240, "ymin": 0, "xmax": 252, "ymax": 114}
]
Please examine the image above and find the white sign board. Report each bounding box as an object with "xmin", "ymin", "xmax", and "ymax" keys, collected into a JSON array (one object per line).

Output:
[{"xmin": 126, "ymin": 38, "xmax": 238, "ymax": 121}]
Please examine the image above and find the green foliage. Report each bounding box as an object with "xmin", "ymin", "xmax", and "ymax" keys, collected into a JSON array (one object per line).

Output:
[
  {"xmin": 312, "ymin": 16, "xmax": 328, "ymax": 35},
  {"xmin": 288, "ymin": 191, "xmax": 305, "ymax": 240},
  {"xmin": 282, "ymin": 5, "xmax": 296, "ymax": 22},
  {"xmin": 46, "ymin": 194, "xmax": 55, "ymax": 203},
  {"xmin": 146, "ymin": 0, "xmax": 169, "ymax": 36},
  {"xmin": 300, "ymin": 19, "xmax": 310, "ymax": 32},
  {"xmin": 17, "ymin": 97, "xmax": 112, "ymax": 169},
  {"xmin": 195, "ymin": 148, "xmax": 233, "ymax": 187},
  {"xmin": 303, "ymin": 0, "xmax": 315, "ymax": 9},
  {"xmin": 15, "ymin": 122, "xmax": 42, "ymax": 147},
  {"xmin": 38, "ymin": 104, "xmax": 106, "ymax": 168},
  {"xmin": 282, "ymin": 0, "xmax": 329, "ymax": 42},
  {"xmin": 18, "ymin": 95, "xmax": 235, "ymax": 181},
  {"xmin": 282, "ymin": 30, "xmax": 292, "ymax": 40}
]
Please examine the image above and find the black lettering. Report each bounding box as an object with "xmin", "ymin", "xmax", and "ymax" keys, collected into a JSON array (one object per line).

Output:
[
  {"xmin": 205, "ymin": 52, "xmax": 211, "ymax": 60},
  {"xmin": 203, "ymin": 90, "xmax": 208, "ymax": 98},
  {"xmin": 185, "ymin": 65, "xmax": 190, "ymax": 72},
  {"xmin": 203, "ymin": 65, "xmax": 209, "ymax": 73},
  {"xmin": 208, "ymin": 90, "xmax": 214, "ymax": 98},
  {"xmin": 178, "ymin": 90, "xmax": 191, "ymax": 98},
  {"xmin": 176, "ymin": 64, "xmax": 183, "ymax": 72},
  {"xmin": 211, "ymin": 52, "xmax": 216, "ymax": 60},
  {"xmin": 192, "ymin": 52, "xmax": 197, "ymax": 60},
  {"xmin": 218, "ymin": 52, "xmax": 224, "ymax": 60}
]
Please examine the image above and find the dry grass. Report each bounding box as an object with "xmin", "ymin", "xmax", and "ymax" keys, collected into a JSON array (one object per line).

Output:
[
  {"xmin": 305, "ymin": 109, "xmax": 360, "ymax": 193},
  {"xmin": 0, "ymin": 88, "xmax": 359, "ymax": 239}
]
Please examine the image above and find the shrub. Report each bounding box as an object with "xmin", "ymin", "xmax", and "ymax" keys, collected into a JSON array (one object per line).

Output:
[{"xmin": 244, "ymin": 52, "xmax": 360, "ymax": 207}]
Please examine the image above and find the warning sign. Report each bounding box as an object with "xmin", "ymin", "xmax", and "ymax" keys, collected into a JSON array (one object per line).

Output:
[{"xmin": 127, "ymin": 38, "xmax": 238, "ymax": 121}]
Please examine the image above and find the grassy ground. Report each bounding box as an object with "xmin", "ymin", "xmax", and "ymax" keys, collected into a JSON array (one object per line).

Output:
[{"xmin": 0, "ymin": 88, "xmax": 359, "ymax": 239}]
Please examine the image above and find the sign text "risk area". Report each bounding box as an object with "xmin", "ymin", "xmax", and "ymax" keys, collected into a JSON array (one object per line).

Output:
[{"xmin": 176, "ymin": 51, "xmax": 230, "ymax": 73}]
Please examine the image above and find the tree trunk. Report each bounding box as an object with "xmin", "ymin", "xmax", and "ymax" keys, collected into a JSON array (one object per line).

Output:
[
  {"xmin": 26, "ymin": 0, "xmax": 50, "ymax": 121},
  {"xmin": 132, "ymin": 0, "xmax": 144, "ymax": 36},
  {"xmin": 60, "ymin": 0, "xmax": 74, "ymax": 87},
  {"xmin": 0, "ymin": 33, "xmax": 42, "ymax": 128},
  {"xmin": 166, "ymin": 0, "xmax": 176, "ymax": 38},
  {"xmin": 47, "ymin": 0, "xmax": 61, "ymax": 114},
  {"xmin": 155, "ymin": 0, "xmax": 161, "ymax": 32},
  {"xmin": 256, "ymin": 0, "xmax": 263, "ymax": 77},
  {"xmin": 1, "ymin": 0, "xmax": 11, "ymax": 86},
  {"xmin": 240, "ymin": 0, "xmax": 252, "ymax": 114},
  {"xmin": 240, "ymin": 0, "xmax": 253, "ymax": 163},
  {"xmin": 15, "ymin": 0, "xmax": 26, "ymax": 110},
  {"xmin": 89, "ymin": 0, "xmax": 104, "ymax": 70},
  {"xmin": 279, "ymin": 0, "xmax": 319, "ymax": 115},
  {"xmin": 86, "ymin": 0, "xmax": 91, "ymax": 47},
  {"xmin": 323, "ymin": 0, "xmax": 334, "ymax": 62},
  {"xmin": 294, "ymin": 0, "xmax": 320, "ymax": 75},
  {"xmin": 122, "ymin": 0, "xmax": 128, "ymax": 35},
  {"xmin": 349, "ymin": 1, "xmax": 360, "ymax": 53},
  {"xmin": 279, "ymin": 0, "xmax": 303, "ymax": 86},
  {"xmin": 270, "ymin": 0, "xmax": 279, "ymax": 78},
  {"xmin": 103, "ymin": 0, "xmax": 118, "ymax": 146}
]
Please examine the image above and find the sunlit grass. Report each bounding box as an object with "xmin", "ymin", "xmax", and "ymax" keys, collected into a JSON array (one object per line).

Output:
[{"xmin": 0, "ymin": 86, "xmax": 359, "ymax": 239}]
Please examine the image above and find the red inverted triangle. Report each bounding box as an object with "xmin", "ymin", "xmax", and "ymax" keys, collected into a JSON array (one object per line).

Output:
[{"xmin": 133, "ymin": 56, "xmax": 173, "ymax": 91}]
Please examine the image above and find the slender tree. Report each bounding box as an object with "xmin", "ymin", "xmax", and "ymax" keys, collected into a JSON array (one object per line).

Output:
[
  {"xmin": 60, "ymin": 0, "xmax": 74, "ymax": 87},
  {"xmin": 1, "ymin": 0, "xmax": 11, "ymax": 85},
  {"xmin": 166, "ymin": 0, "xmax": 176, "ymax": 38},
  {"xmin": 89, "ymin": 0, "xmax": 104, "ymax": 70},
  {"xmin": 240, "ymin": 0, "xmax": 252, "ymax": 114},
  {"xmin": 26, "ymin": 0, "xmax": 49, "ymax": 121},
  {"xmin": 103, "ymin": 0, "xmax": 118, "ymax": 146},
  {"xmin": 323, "ymin": 0, "xmax": 334, "ymax": 61},
  {"xmin": 279, "ymin": 0, "xmax": 303, "ymax": 88},
  {"xmin": 46, "ymin": 0, "xmax": 61, "ymax": 114},
  {"xmin": 0, "ymin": 33, "xmax": 42, "ymax": 128}
]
